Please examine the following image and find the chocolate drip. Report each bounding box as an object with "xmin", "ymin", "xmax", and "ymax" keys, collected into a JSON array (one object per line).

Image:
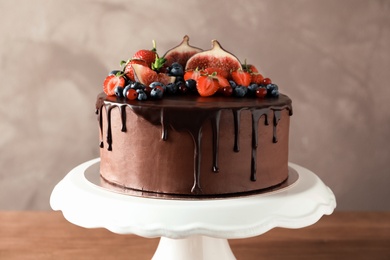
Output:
[
  {"xmin": 161, "ymin": 108, "xmax": 168, "ymax": 140},
  {"xmin": 160, "ymin": 108, "xmax": 220, "ymax": 193},
  {"xmin": 191, "ymin": 126, "xmax": 203, "ymax": 194},
  {"xmin": 106, "ymin": 105, "xmax": 114, "ymax": 151},
  {"xmin": 97, "ymin": 106, "xmax": 104, "ymax": 148},
  {"xmin": 96, "ymin": 94, "xmax": 293, "ymax": 194},
  {"xmin": 120, "ymin": 105, "xmax": 127, "ymax": 132},
  {"xmin": 211, "ymin": 110, "xmax": 221, "ymax": 173},
  {"xmin": 273, "ymin": 110, "xmax": 281, "ymax": 143},
  {"xmin": 232, "ymin": 109, "xmax": 241, "ymax": 152},
  {"xmin": 250, "ymin": 109, "xmax": 269, "ymax": 181}
]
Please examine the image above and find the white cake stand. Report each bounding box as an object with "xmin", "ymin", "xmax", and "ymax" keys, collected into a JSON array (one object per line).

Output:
[{"xmin": 50, "ymin": 158, "xmax": 336, "ymax": 260}]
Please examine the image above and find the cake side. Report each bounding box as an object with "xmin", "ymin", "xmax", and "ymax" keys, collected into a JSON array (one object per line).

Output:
[{"xmin": 97, "ymin": 94, "xmax": 292, "ymax": 196}]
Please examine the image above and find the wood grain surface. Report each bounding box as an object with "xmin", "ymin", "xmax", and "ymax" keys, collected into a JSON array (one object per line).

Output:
[{"xmin": 0, "ymin": 211, "xmax": 389, "ymax": 259}]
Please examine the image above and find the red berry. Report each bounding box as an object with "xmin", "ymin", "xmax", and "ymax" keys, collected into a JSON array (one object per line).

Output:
[
  {"xmin": 178, "ymin": 84, "xmax": 188, "ymax": 94},
  {"xmin": 126, "ymin": 89, "xmax": 138, "ymax": 100},
  {"xmin": 255, "ymin": 88, "xmax": 267, "ymax": 98},
  {"xmin": 262, "ymin": 77, "xmax": 272, "ymax": 85},
  {"xmin": 221, "ymin": 86, "xmax": 233, "ymax": 97},
  {"xmin": 103, "ymin": 75, "xmax": 125, "ymax": 96}
]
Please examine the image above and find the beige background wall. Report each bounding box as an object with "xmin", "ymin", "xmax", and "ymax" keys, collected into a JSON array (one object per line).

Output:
[{"xmin": 0, "ymin": 0, "xmax": 389, "ymax": 210}]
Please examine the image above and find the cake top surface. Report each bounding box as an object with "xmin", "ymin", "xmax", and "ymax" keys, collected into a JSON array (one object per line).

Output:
[
  {"xmin": 98, "ymin": 92, "xmax": 291, "ymax": 110},
  {"xmin": 100, "ymin": 35, "xmax": 283, "ymax": 102}
]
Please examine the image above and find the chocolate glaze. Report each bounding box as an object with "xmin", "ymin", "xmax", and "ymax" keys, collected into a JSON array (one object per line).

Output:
[{"xmin": 96, "ymin": 93, "xmax": 293, "ymax": 195}]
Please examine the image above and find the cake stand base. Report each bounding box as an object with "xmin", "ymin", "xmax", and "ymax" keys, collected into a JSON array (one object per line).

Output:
[
  {"xmin": 153, "ymin": 236, "xmax": 235, "ymax": 260},
  {"xmin": 50, "ymin": 159, "xmax": 336, "ymax": 260}
]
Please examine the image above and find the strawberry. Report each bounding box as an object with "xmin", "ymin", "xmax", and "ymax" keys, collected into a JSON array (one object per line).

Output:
[
  {"xmin": 216, "ymin": 75, "xmax": 230, "ymax": 88},
  {"xmin": 103, "ymin": 75, "xmax": 125, "ymax": 96},
  {"xmin": 132, "ymin": 50, "xmax": 156, "ymax": 67},
  {"xmin": 184, "ymin": 68, "xmax": 204, "ymax": 81},
  {"xmin": 132, "ymin": 40, "xmax": 158, "ymax": 67},
  {"xmin": 131, "ymin": 40, "xmax": 166, "ymax": 71},
  {"xmin": 196, "ymin": 75, "xmax": 219, "ymax": 97},
  {"xmin": 231, "ymin": 69, "xmax": 251, "ymax": 87},
  {"xmin": 242, "ymin": 63, "xmax": 259, "ymax": 74},
  {"xmin": 251, "ymin": 73, "xmax": 264, "ymax": 84}
]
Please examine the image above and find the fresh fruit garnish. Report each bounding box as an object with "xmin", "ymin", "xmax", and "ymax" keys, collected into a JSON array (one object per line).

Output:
[
  {"xmin": 231, "ymin": 69, "xmax": 251, "ymax": 87},
  {"xmin": 103, "ymin": 75, "xmax": 126, "ymax": 96},
  {"xmin": 213, "ymin": 74, "xmax": 229, "ymax": 88},
  {"xmin": 186, "ymin": 40, "xmax": 242, "ymax": 77},
  {"xmin": 242, "ymin": 62, "xmax": 259, "ymax": 74},
  {"xmin": 262, "ymin": 77, "xmax": 272, "ymax": 85},
  {"xmin": 251, "ymin": 73, "xmax": 265, "ymax": 84},
  {"xmin": 185, "ymin": 79, "xmax": 197, "ymax": 92},
  {"xmin": 132, "ymin": 63, "xmax": 160, "ymax": 86},
  {"xmin": 102, "ymin": 37, "xmax": 281, "ymax": 101},
  {"xmin": 220, "ymin": 86, "xmax": 233, "ymax": 97},
  {"xmin": 196, "ymin": 74, "xmax": 219, "ymax": 97},
  {"xmin": 124, "ymin": 59, "xmax": 148, "ymax": 82},
  {"xmin": 163, "ymin": 35, "xmax": 203, "ymax": 69},
  {"xmin": 156, "ymin": 73, "xmax": 173, "ymax": 85},
  {"xmin": 184, "ymin": 68, "xmax": 204, "ymax": 81},
  {"xmin": 233, "ymin": 85, "xmax": 248, "ymax": 97},
  {"xmin": 266, "ymin": 83, "xmax": 279, "ymax": 97},
  {"xmin": 165, "ymin": 82, "xmax": 178, "ymax": 94},
  {"xmin": 136, "ymin": 89, "xmax": 148, "ymax": 100},
  {"xmin": 150, "ymin": 87, "xmax": 163, "ymax": 99},
  {"xmin": 114, "ymin": 86, "xmax": 124, "ymax": 97},
  {"xmin": 125, "ymin": 88, "xmax": 138, "ymax": 100},
  {"xmin": 203, "ymin": 67, "xmax": 229, "ymax": 79},
  {"xmin": 255, "ymin": 87, "xmax": 267, "ymax": 98},
  {"xmin": 132, "ymin": 40, "xmax": 158, "ymax": 67},
  {"xmin": 166, "ymin": 62, "xmax": 184, "ymax": 76}
]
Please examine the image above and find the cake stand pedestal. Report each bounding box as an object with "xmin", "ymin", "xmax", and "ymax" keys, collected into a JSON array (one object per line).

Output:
[{"xmin": 50, "ymin": 159, "xmax": 336, "ymax": 260}]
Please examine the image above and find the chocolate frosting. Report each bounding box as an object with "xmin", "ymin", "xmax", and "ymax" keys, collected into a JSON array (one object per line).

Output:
[{"xmin": 96, "ymin": 93, "xmax": 292, "ymax": 195}]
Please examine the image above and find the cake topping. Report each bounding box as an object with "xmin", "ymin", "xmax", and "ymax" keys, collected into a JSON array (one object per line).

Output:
[
  {"xmin": 101, "ymin": 36, "xmax": 280, "ymax": 100},
  {"xmin": 163, "ymin": 35, "xmax": 203, "ymax": 69}
]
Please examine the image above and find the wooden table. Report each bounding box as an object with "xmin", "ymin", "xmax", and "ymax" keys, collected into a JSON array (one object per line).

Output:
[{"xmin": 0, "ymin": 211, "xmax": 389, "ymax": 260}]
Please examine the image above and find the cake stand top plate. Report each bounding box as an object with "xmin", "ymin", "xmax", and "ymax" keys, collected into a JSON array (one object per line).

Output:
[{"xmin": 50, "ymin": 158, "xmax": 336, "ymax": 239}]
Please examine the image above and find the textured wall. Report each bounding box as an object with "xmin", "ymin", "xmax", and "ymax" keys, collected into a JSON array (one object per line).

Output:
[{"xmin": 0, "ymin": 0, "xmax": 389, "ymax": 210}]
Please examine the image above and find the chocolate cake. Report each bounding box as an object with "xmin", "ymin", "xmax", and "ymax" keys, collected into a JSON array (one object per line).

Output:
[{"xmin": 96, "ymin": 36, "xmax": 293, "ymax": 198}]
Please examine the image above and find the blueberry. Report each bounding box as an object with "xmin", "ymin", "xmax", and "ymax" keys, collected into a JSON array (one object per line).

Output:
[
  {"xmin": 234, "ymin": 86, "xmax": 248, "ymax": 97},
  {"xmin": 150, "ymin": 87, "xmax": 163, "ymax": 99},
  {"xmin": 114, "ymin": 86, "xmax": 124, "ymax": 97},
  {"xmin": 229, "ymin": 80, "xmax": 237, "ymax": 89},
  {"xmin": 150, "ymin": 81, "xmax": 166, "ymax": 92},
  {"xmin": 122, "ymin": 84, "xmax": 132, "ymax": 97},
  {"xmin": 175, "ymin": 76, "xmax": 185, "ymax": 84},
  {"xmin": 271, "ymin": 88, "xmax": 279, "ymax": 97},
  {"xmin": 247, "ymin": 83, "xmax": 259, "ymax": 96},
  {"xmin": 168, "ymin": 62, "xmax": 184, "ymax": 76},
  {"xmin": 165, "ymin": 82, "xmax": 178, "ymax": 95},
  {"xmin": 266, "ymin": 84, "xmax": 279, "ymax": 97},
  {"xmin": 136, "ymin": 90, "xmax": 148, "ymax": 100},
  {"xmin": 131, "ymin": 81, "xmax": 145, "ymax": 90},
  {"xmin": 185, "ymin": 79, "xmax": 197, "ymax": 92}
]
